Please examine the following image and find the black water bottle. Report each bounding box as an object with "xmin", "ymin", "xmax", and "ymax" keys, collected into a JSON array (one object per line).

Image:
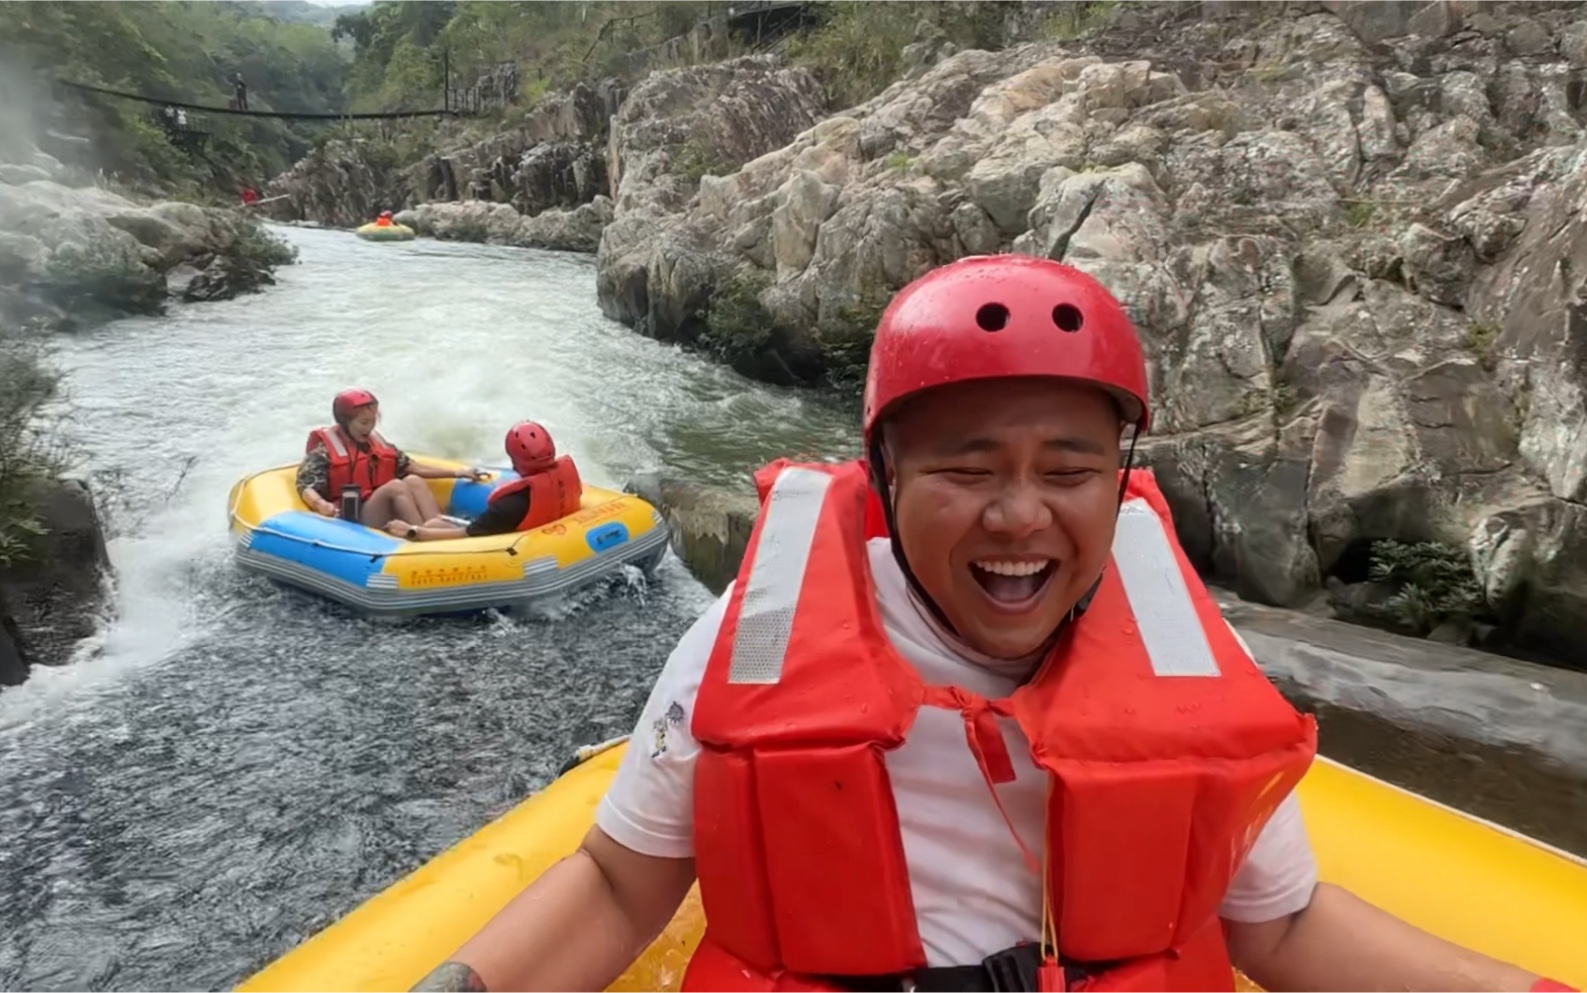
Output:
[{"xmin": 340, "ymin": 484, "xmax": 362, "ymax": 523}]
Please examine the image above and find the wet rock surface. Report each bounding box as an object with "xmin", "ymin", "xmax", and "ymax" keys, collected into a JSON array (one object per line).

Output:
[{"xmin": 0, "ymin": 478, "xmax": 112, "ymax": 683}]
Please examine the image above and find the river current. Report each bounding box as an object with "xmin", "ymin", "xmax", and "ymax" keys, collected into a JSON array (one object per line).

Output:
[{"xmin": 0, "ymin": 227, "xmax": 856, "ymax": 990}]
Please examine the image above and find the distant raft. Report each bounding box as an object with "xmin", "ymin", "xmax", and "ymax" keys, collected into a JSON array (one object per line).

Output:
[
  {"xmin": 227, "ymin": 459, "xmax": 669, "ymax": 617},
  {"xmin": 355, "ymin": 221, "xmax": 415, "ymax": 242}
]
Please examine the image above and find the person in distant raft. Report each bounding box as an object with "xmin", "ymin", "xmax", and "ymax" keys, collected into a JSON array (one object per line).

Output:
[
  {"xmin": 411, "ymin": 257, "xmax": 1573, "ymax": 993},
  {"xmin": 297, "ymin": 389, "xmax": 483, "ymax": 531},
  {"xmin": 375, "ymin": 210, "xmax": 396, "ymax": 227},
  {"xmin": 387, "ymin": 421, "xmax": 582, "ymax": 542}
]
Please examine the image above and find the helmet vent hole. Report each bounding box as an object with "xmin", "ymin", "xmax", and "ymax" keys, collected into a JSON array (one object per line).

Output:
[
  {"xmin": 975, "ymin": 302, "xmax": 1010, "ymax": 332},
  {"xmin": 1053, "ymin": 304, "xmax": 1084, "ymax": 333}
]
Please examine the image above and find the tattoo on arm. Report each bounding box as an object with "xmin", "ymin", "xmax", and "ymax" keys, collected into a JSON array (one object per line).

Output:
[{"xmin": 410, "ymin": 961, "xmax": 487, "ymax": 992}]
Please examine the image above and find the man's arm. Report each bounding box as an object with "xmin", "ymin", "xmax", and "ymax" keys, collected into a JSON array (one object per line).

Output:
[
  {"xmin": 414, "ymin": 587, "xmax": 730, "ymax": 991},
  {"xmin": 1227, "ymin": 882, "xmax": 1540, "ymax": 992},
  {"xmin": 412, "ymin": 826, "xmax": 696, "ymax": 992}
]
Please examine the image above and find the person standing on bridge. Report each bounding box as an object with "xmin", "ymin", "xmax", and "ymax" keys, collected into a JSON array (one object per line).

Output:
[
  {"xmin": 233, "ymin": 72, "xmax": 249, "ymax": 112},
  {"xmin": 410, "ymin": 256, "xmax": 1573, "ymax": 993}
]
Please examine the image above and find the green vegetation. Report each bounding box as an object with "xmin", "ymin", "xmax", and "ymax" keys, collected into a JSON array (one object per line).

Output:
[
  {"xmin": 1271, "ymin": 381, "xmax": 1298, "ymax": 417},
  {"xmin": 1344, "ymin": 200, "xmax": 1377, "ymax": 228},
  {"xmin": 0, "ymin": 341, "xmax": 71, "ymax": 569},
  {"xmin": 819, "ymin": 293, "xmax": 891, "ymax": 397},
  {"xmin": 673, "ymin": 137, "xmax": 735, "ymax": 184},
  {"xmin": 1466, "ymin": 319, "xmax": 1501, "ymax": 358},
  {"xmin": 40, "ymin": 241, "xmax": 167, "ymax": 322},
  {"xmin": 701, "ymin": 268, "xmax": 775, "ymax": 367},
  {"xmin": 335, "ymin": 2, "xmax": 746, "ymax": 113},
  {"xmin": 784, "ymin": 2, "xmax": 1005, "ymax": 109},
  {"xmin": 1363, "ymin": 539, "xmax": 1488, "ymax": 636},
  {"xmin": 0, "ymin": 1, "xmax": 349, "ymax": 195},
  {"xmin": 1041, "ymin": 0, "xmax": 1119, "ymax": 41}
]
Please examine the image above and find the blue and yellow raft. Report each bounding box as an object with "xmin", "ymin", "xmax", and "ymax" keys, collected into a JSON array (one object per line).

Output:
[{"xmin": 227, "ymin": 459, "xmax": 670, "ymax": 617}]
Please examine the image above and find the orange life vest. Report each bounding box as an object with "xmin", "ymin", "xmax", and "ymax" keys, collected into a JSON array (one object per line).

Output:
[
  {"xmin": 305, "ymin": 426, "xmax": 399, "ymax": 501},
  {"xmin": 375, "ymin": 217, "xmax": 393, "ymax": 227},
  {"xmin": 684, "ymin": 459, "xmax": 1317, "ymax": 992},
  {"xmin": 486, "ymin": 456, "xmax": 583, "ymax": 530}
]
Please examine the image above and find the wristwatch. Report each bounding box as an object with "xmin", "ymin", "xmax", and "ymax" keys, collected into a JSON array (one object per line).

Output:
[{"xmin": 406, "ymin": 526, "xmax": 419, "ymax": 540}]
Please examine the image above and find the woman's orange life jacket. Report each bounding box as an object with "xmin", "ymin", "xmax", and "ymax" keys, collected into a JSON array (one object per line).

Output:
[
  {"xmin": 683, "ymin": 459, "xmax": 1318, "ymax": 992},
  {"xmin": 485, "ymin": 456, "xmax": 583, "ymax": 530},
  {"xmin": 305, "ymin": 426, "xmax": 399, "ymax": 501},
  {"xmin": 375, "ymin": 217, "xmax": 393, "ymax": 227}
]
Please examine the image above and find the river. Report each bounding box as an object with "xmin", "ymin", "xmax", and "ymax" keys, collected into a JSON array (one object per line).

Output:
[{"xmin": 0, "ymin": 227, "xmax": 858, "ymax": 990}]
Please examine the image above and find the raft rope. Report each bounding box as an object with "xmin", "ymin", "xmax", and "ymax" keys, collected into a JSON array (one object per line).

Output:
[{"xmin": 52, "ymin": 79, "xmax": 466, "ymax": 120}]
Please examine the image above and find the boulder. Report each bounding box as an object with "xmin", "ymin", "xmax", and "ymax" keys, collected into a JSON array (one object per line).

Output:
[
  {"xmin": 0, "ymin": 587, "xmax": 28, "ymax": 688},
  {"xmin": 624, "ymin": 475, "xmax": 758, "ymax": 596},
  {"xmin": 264, "ymin": 139, "xmax": 413, "ymax": 228},
  {"xmin": 0, "ymin": 177, "xmax": 292, "ymax": 328},
  {"xmin": 0, "ymin": 478, "xmax": 111, "ymax": 673}
]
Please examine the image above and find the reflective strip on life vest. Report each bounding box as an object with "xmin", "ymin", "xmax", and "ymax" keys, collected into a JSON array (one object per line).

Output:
[
  {"xmin": 728, "ymin": 472, "xmax": 1222, "ymax": 685},
  {"xmin": 728, "ymin": 467, "xmax": 833, "ymax": 685},
  {"xmin": 1114, "ymin": 498, "xmax": 1221, "ymax": 678},
  {"xmin": 322, "ymin": 428, "xmax": 348, "ymax": 459}
]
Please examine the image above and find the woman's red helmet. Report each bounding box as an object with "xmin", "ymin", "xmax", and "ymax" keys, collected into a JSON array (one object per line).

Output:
[
  {"xmin": 379, "ymin": 210, "xmax": 393, "ymax": 219},
  {"xmin": 332, "ymin": 388, "xmax": 378, "ymax": 426},
  {"xmin": 505, "ymin": 421, "xmax": 556, "ymax": 475},
  {"xmin": 862, "ymin": 255, "xmax": 1151, "ymax": 447}
]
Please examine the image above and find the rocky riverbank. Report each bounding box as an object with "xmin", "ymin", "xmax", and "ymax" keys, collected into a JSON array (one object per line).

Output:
[
  {"xmin": 263, "ymin": 77, "xmax": 628, "ymax": 242},
  {"xmin": 0, "ymin": 139, "xmax": 298, "ymax": 685},
  {"xmin": 0, "ymin": 479, "xmax": 111, "ymax": 686},
  {"xmin": 0, "ymin": 140, "xmax": 298, "ymax": 332},
  {"xmin": 609, "ymin": 1, "xmax": 1587, "ymax": 664}
]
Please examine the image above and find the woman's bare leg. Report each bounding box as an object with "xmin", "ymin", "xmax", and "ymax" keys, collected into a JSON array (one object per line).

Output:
[
  {"xmin": 402, "ymin": 475, "xmax": 444, "ymax": 521},
  {"xmin": 361, "ymin": 481, "xmax": 420, "ymax": 529}
]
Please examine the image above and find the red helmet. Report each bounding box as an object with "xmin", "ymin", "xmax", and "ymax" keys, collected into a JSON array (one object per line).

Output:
[
  {"xmin": 332, "ymin": 388, "xmax": 378, "ymax": 425},
  {"xmin": 379, "ymin": 210, "xmax": 393, "ymax": 219},
  {"xmin": 505, "ymin": 421, "xmax": 556, "ymax": 474},
  {"xmin": 862, "ymin": 255, "xmax": 1151, "ymax": 446}
]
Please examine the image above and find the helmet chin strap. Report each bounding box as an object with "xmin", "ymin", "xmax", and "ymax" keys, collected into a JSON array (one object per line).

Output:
[
  {"xmin": 866, "ymin": 422, "xmax": 1145, "ymax": 656},
  {"xmin": 867, "ymin": 435, "xmax": 961, "ymax": 637}
]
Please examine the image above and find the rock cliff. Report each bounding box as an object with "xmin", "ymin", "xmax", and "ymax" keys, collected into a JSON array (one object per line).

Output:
[
  {"xmin": 0, "ymin": 140, "xmax": 294, "ymax": 331},
  {"xmin": 602, "ymin": 1, "xmax": 1587, "ymax": 663},
  {"xmin": 0, "ymin": 479, "xmax": 112, "ymax": 684},
  {"xmin": 265, "ymin": 79, "xmax": 628, "ymax": 242}
]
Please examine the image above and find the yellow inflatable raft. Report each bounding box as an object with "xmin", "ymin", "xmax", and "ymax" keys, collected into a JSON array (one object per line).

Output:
[
  {"xmin": 240, "ymin": 740, "xmax": 1587, "ymax": 992},
  {"xmin": 227, "ymin": 460, "xmax": 669, "ymax": 617},
  {"xmin": 355, "ymin": 221, "xmax": 415, "ymax": 241}
]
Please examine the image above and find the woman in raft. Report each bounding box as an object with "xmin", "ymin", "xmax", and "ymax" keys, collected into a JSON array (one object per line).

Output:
[{"xmin": 297, "ymin": 389, "xmax": 483, "ymax": 530}]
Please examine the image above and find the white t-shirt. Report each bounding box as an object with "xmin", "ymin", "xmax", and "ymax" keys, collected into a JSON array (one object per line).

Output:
[{"xmin": 597, "ymin": 539, "xmax": 1319, "ymax": 968}]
